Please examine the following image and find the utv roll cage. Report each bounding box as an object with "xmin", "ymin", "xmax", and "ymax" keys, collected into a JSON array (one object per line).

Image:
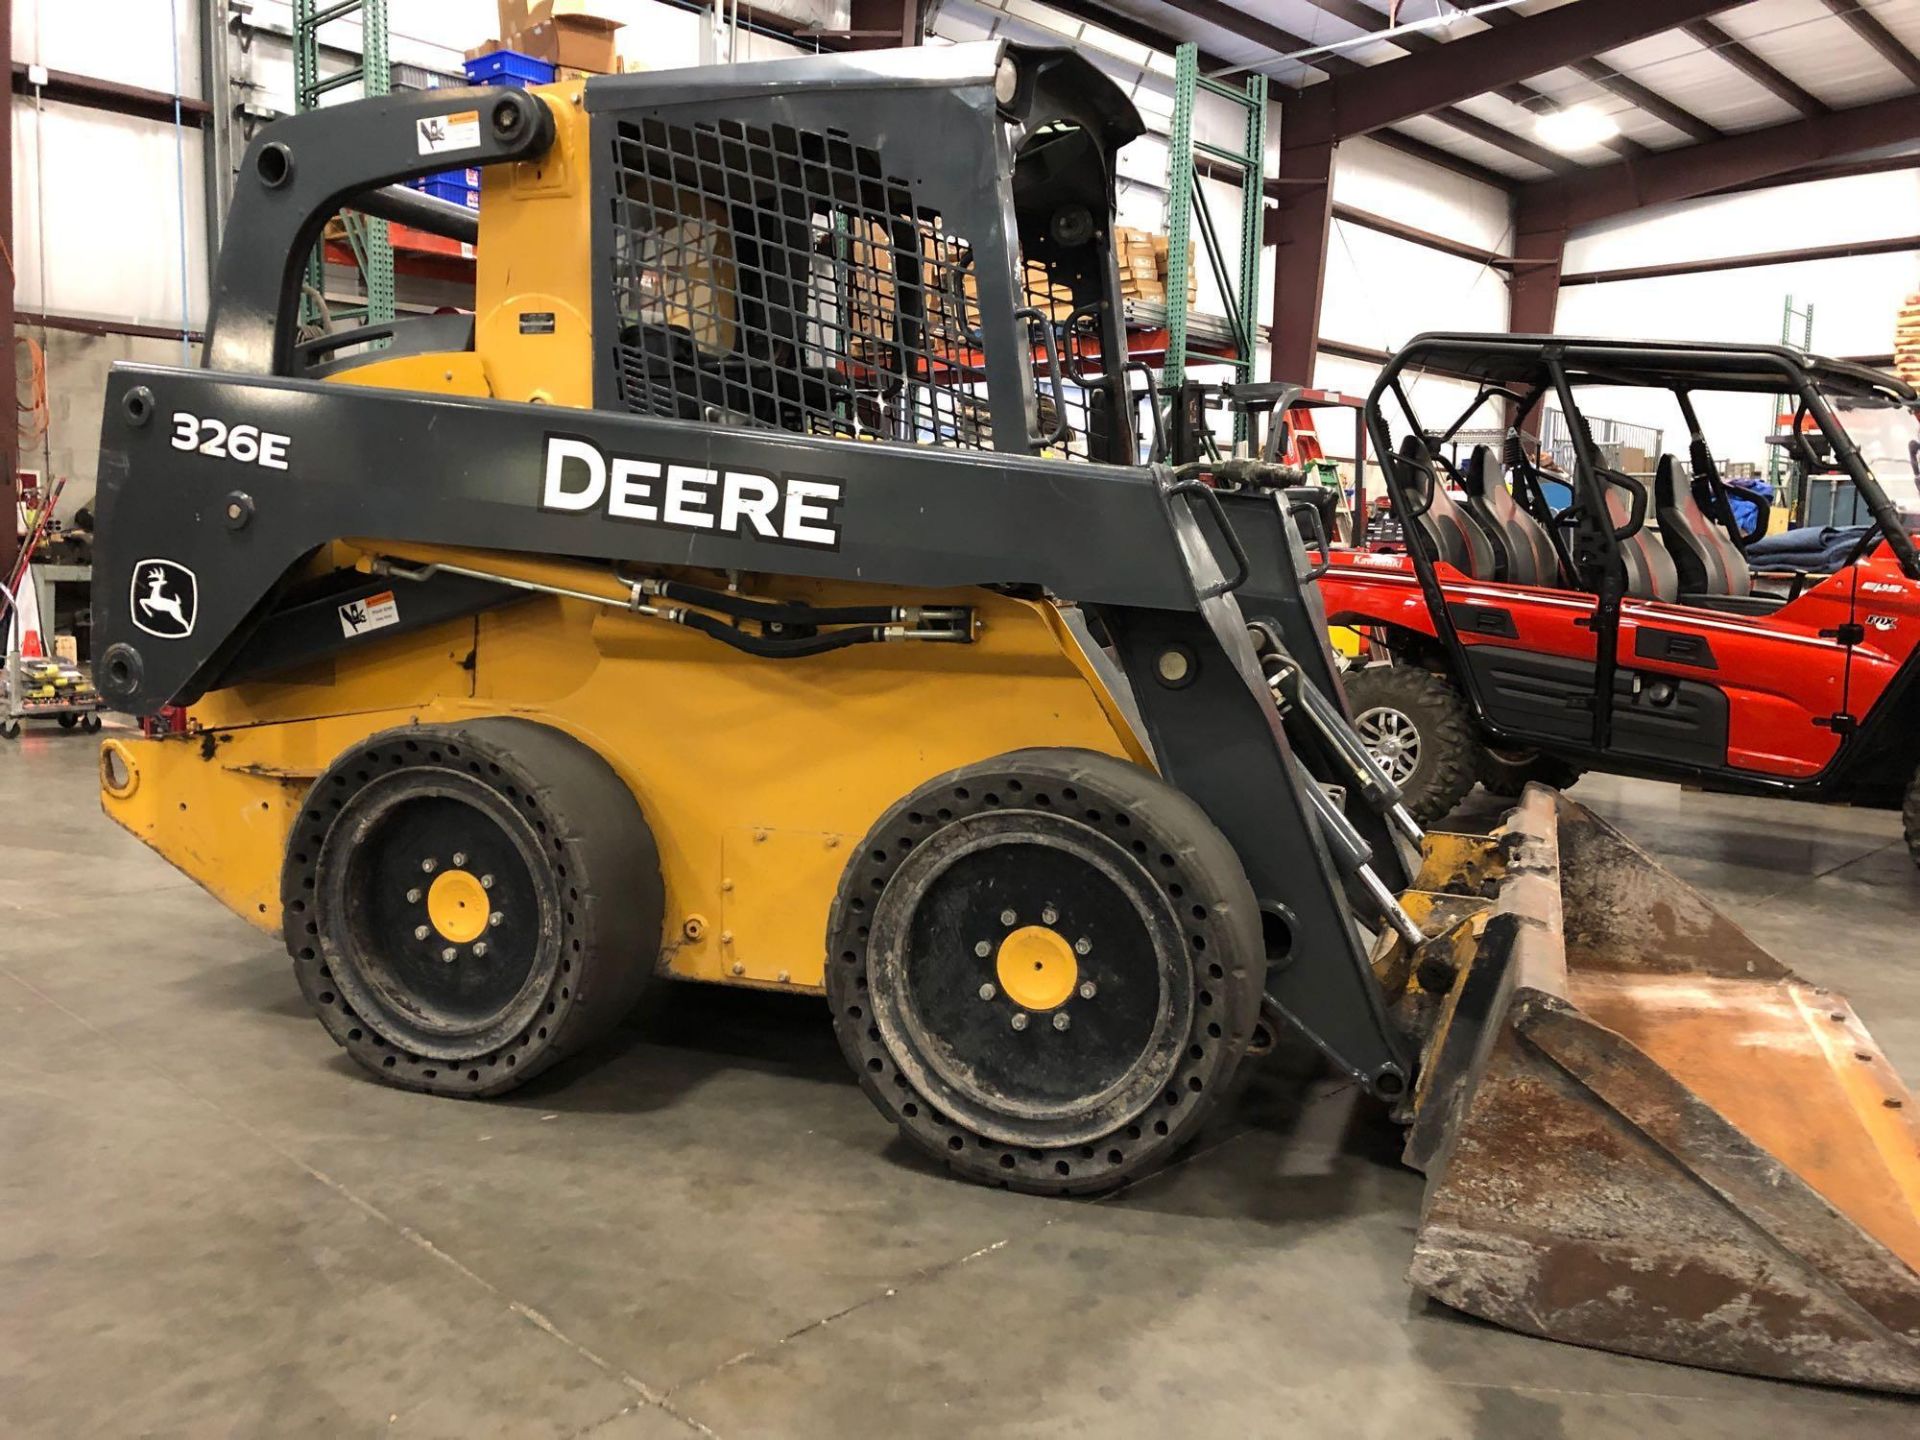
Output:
[{"xmin": 1365, "ymin": 333, "xmax": 1920, "ymax": 771}]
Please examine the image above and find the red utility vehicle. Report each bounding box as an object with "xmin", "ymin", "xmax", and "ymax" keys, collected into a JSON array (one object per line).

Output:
[{"xmin": 1315, "ymin": 334, "xmax": 1920, "ymax": 867}]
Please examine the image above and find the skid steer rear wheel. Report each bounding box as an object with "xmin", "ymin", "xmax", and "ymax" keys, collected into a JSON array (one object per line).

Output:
[
  {"xmin": 283, "ymin": 718, "xmax": 663, "ymax": 1098},
  {"xmin": 826, "ymin": 749, "xmax": 1265, "ymax": 1196}
]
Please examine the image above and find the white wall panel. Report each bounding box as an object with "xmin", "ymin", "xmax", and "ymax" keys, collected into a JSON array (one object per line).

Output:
[
  {"xmin": 1320, "ymin": 226, "xmax": 1508, "ymax": 354},
  {"xmin": 1331, "ymin": 135, "xmax": 1514, "ymax": 255},
  {"xmin": 11, "ymin": 0, "xmax": 201, "ymax": 99},
  {"xmin": 1555, "ymin": 252, "xmax": 1920, "ymax": 360},
  {"xmin": 11, "ymin": 98, "xmax": 208, "ymax": 330},
  {"xmin": 1564, "ymin": 170, "xmax": 1920, "ymax": 272}
]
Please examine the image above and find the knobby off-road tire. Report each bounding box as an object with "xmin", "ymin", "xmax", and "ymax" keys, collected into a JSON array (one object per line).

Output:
[
  {"xmin": 1342, "ymin": 663, "xmax": 1478, "ymax": 825},
  {"xmin": 826, "ymin": 748, "xmax": 1266, "ymax": 1197},
  {"xmin": 283, "ymin": 718, "xmax": 663, "ymax": 1098},
  {"xmin": 1476, "ymin": 745, "xmax": 1584, "ymax": 800}
]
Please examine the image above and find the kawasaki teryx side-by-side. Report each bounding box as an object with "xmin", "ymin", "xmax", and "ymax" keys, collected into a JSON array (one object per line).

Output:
[{"xmin": 1318, "ymin": 334, "xmax": 1920, "ymax": 866}]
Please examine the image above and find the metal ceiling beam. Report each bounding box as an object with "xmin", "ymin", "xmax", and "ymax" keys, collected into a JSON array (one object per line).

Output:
[
  {"xmin": 1283, "ymin": 0, "xmax": 1744, "ymax": 145},
  {"xmin": 1473, "ymin": 6, "xmax": 1724, "ymax": 143},
  {"xmin": 1818, "ymin": 0, "xmax": 1920, "ymax": 88},
  {"xmin": 1294, "ymin": 0, "xmax": 1646, "ymax": 159},
  {"xmin": 1707, "ymin": 148, "xmax": 1920, "ymax": 195},
  {"xmin": 1329, "ymin": 202, "xmax": 1515, "ymax": 269},
  {"xmin": 1152, "ymin": 0, "xmax": 1326, "ymax": 63},
  {"xmin": 1367, "ymin": 129, "xmax": 1515, "ymax": 190},
  {"xmin": 842, "ymin": 0, "xmax": 925, "ymax": 48},
  {"xmin": 1567, "ymin": 58, "xmax": 1723, "ymax": 143},
  {"xmin": 1064, "ymin": 0, "xmax": 1530, "ymax": 185},
  {"xmin": 9, "ymin": 61, "xmax": 213, "ymax": 125},
  {"xmin": 1434, "ymin": 105, "xmax": 1578, "ymax": 175},
  {"xmin": 1682, "ymin": 19, "xmax": 1829, "ymax": 117},
  {"xmin": 1517, "ymin": 90, "xmax": 1920, "ymax": 232}
]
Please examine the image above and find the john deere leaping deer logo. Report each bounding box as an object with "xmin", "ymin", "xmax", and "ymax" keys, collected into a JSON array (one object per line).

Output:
[{"xmin": 129, "ymin": 559, "xmax": 197, "ymax": 639}]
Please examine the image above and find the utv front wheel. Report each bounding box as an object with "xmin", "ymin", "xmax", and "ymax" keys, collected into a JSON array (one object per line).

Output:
[
  {"xmin": 1343, "ymin": 664, "xmax": 1477, "ymax": 825},
  {"xmin": 283, "ymin": 718, "xmax": 663, "ymax": 1097}
]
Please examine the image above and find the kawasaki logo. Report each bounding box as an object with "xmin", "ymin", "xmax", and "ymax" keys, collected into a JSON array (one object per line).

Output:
[{"xmin": 539, "ymin": 434, "xmax": 843, "ymax": 550}]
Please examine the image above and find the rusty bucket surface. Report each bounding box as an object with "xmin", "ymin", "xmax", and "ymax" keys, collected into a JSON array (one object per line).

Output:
[{"xmin": 1402, "ymin": 785, "xmax": 1920, "ymax": 1392}]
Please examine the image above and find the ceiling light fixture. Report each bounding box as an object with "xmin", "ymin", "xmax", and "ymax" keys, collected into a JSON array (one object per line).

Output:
[{"xmin": 1534, "ymin": 105, "xmax": 1622, "ymax": 153}]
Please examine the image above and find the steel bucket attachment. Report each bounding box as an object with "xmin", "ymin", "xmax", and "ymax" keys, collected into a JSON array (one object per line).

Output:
[{"xmin": 1396, "ymin": 786, "xmax": 1920, "ymax": 1392}]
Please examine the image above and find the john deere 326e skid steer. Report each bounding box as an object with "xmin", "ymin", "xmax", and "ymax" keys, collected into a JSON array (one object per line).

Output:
[{"xmin": 88, "ymin": 43, "xmax": 1920, "ymax": 1391}]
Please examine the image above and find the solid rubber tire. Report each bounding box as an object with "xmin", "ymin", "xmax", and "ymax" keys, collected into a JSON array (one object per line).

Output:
[
  {"xmin": 826, "ymin": 748, "xmax": 1265, "ymax": 1197},
  {"xmin": 282, "ymin": 718, "xmax": 663, "ymax": 1098}
]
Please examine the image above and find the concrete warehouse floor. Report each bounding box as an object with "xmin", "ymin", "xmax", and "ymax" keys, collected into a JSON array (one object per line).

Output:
[{"xmin": 3, "ymin": 731, "xmax": 1918, "ymax": 1439}]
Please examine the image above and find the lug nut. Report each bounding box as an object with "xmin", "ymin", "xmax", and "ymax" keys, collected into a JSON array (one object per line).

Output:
[
  {"xmin": 440, "ymin": 946, "xmax": 457, "ymax": 962},
  {"xmin": 974, "ymin": 940, "xmax": 991, "ymax": 957},
  {"xmin": 421, "ymin": 857, "xmax": 438, "ymax": 874},
  {"xmin": 472, "ymin": 942, "xmax": 488, "ymax": 958},
  {"xmin": 1000, "ymin": 909, "xmax": 1017, "ymax": 926},
  {"xmin": 413, "ymin": 925, "xmax": 430, "ymax": 941},
  {"xmin": 1041, "ymin": 905, "xmax": 1058, "ymax": 926},
  {"xmin": 1010, "ymin": 1012, "xmax": 1028, "ymax": 1031},
  {"xmin": 1078, "ymin": 981, "xmax": 1097, "ymax": 1000},
  {"xmin": 1074, "ymin": 938, "xmax": 1091, "ymax": 956},
  {"xmin": 481, "ymin": 874, "xmax": 494, "ymax": 890},
  {"xmin": 978, "ymin": 983, "xmax": 996, "ymax": 1001},
  {"xmin": 452, "ymin": 852, "xmax": 467, "ymax": 867},
  {"xmin": 406, "ymin": 887, "xmax": 423, "ymax": 904},
  {"xmin": 1053, "ymin": 1012, "xmax": 1071, "ymax": 1031},
  {"xmin": 489, "ymin": 911, "xmax": 504, "ymax": 928}
]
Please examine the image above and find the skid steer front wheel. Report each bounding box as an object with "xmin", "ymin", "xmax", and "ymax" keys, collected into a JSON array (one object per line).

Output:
[
  {"xmin": 826, "ymin": 749, "xmax": 1264, "ymax": 1195},
  {"xmin": 283, "ymin": 719, "xmax": 663, "ymax": 1097}
]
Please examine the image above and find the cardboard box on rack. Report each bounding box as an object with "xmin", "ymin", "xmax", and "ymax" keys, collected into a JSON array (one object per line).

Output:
[{"xmin": 495, "ymin": 2, "xmax": 622, "ymax": 73}]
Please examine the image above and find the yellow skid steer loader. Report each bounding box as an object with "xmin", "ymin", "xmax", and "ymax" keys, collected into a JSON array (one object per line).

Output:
[{"xmin": 88, "ymin": 44, "xmax": 1920, "ymax": 1391}]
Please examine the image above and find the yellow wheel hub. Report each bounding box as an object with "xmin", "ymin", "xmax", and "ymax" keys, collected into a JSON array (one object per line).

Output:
[
  {"xmin": 995, "ymin": 925, "xmax": 1078, "ymax": 1011},
  {"xmin": 426, "ymin": 869, "xmax": 490, "ymax": 944}
]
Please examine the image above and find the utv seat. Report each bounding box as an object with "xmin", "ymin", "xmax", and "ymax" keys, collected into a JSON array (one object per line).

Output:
[
  {"xmin": 1653, "ymin": 454, "xmax": 1794, "ymax": 614},
  {"xmin": 1460, "ymin": 444, "xmax": 1559, "ymax": 586},
  {"xmin": 1398, "ymin": 435, "xmax": 1496, "ymax": 579},
  {"xmin": 1601, "ymin": 473, "xmax": 1679, "ymax": 603},
  {"xmin": 1655, "ymin": 454, "xmax": 1751, "ymax": 597}
]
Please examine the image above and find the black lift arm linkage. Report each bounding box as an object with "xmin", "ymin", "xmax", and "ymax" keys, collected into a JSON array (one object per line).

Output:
[{"xmin": 208, "ymin": 85, "xmax": 554, "ymax": 377}]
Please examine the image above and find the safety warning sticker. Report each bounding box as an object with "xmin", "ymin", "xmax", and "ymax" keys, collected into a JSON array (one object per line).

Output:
[
  {"xmin": 340, "ymin": 591, "xmax": 400, "ymax": 638},
  {"xmin": 417, "ymin": 110, "xmax": 480, "ymax": 155}
]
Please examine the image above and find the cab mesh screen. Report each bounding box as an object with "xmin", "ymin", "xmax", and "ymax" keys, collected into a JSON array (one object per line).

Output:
[{"xmin": 609, "ymin": 115, "xmax": 1002, "ymax": 449}]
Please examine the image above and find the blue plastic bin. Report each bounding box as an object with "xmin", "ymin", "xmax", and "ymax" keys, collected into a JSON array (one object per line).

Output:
[
  {"xmin": 412, "ymin": 176, "xmax": 480, "ymax": 209},
  {"xmin": 462, "ymin": 49, "xmax": 556, "ymax": 87}
]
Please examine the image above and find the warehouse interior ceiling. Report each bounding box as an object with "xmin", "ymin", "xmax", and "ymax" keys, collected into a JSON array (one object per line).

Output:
[{"xmin": 1056, "ymin": 0, "xmax": 1920, "ymax": 186}]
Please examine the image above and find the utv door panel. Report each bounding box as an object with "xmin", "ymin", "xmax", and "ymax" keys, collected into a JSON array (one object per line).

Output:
[{"xmin": 1462, "ymin": 646, "xmax": 1730, "ymax": 767}]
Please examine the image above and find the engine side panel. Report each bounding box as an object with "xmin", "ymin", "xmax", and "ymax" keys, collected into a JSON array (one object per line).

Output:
[{"xmin": 101, "ymin": 564, "xmax": 1146, "ymax": 994}]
